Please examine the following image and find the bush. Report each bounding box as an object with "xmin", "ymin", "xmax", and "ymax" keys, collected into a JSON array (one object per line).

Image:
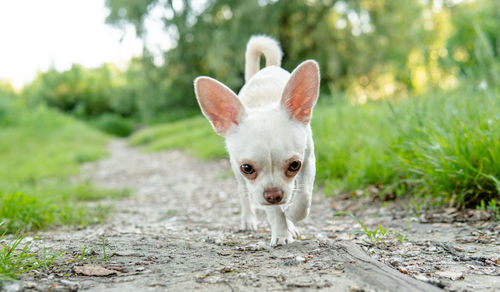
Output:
[
  {"xmin": 91, "ymin": 113, "xmax": 134, "ymax": 137},
  {"xmin": 0, "ymin": 192, "xmax": 54, "ymax": 234}
]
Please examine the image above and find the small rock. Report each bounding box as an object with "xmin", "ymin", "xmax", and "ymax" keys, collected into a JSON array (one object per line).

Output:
[
  {"xmin": 2, "ymin": 281, "xmax": 21, "ymax": 292},
  {"xmin": 398, "ymin": 266, "xmax": 409, "ymax": 274},
  {"xmin": 23, "ymin": 282, "xmax": 38, "ymax": 289},
  {"xmin": 148, "ymin": 283, "xmax": 166, "ymax": 287},
  {"xmin": 389, "ymin": 257, "xmax": 402, "ymax": 266},
  {"xmin": 436, "ymin": 271, "xmax": 464, "ymax": 280},
  {"xmin": 350, "ymin": 285, "xmax": 365, "ymax": 292},
  {"xmin": 315, "ymin": 233, "xmax": 328, "ymax": 240},
  {"xmin": 414, "ymin": 273, "xmax": 429, "ymax": 282},
  {"xmin": 236, "ymin": 241, "xmax": 269, "ymax": 251},
  {"xmin": 59, "ymin": 279, "xmax": 79, "ymax": 291}
]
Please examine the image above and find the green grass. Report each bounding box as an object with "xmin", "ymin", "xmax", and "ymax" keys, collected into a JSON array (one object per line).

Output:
[
  {"xmin": 130, "ymin": 88, "xmax": 500, "ymax": 208},
  {"xmin": 130, "ymin": 115, "xmax": 226, "ymax": 158},
  {"xmin": 0, "ymin": 232, "xmax": 59, "ymax": 286},
  {"xmin": 89, "ymin": 113, "xmax": 135, "ymax": 137},
  {"xmin": 0, "ymin": 97, "xmax": 129, "ymax": 234}
]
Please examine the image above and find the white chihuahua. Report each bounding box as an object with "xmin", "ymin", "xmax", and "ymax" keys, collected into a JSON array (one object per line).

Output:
[{"xmin": 194, "ymin": 35, "xmax": 319, "ymax": 246}]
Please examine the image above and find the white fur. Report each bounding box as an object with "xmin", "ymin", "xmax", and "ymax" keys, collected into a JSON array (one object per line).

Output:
[
  {"xmin": 194, "ymin": 35, "xmax": 319, "ymax": 247},
  {"xmin": 245, "ymin": 35, "xmax": 283, "ymax": 82}
]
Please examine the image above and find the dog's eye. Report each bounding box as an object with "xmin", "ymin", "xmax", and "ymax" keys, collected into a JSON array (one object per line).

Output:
[
  {"xmin": 240, "ymin": 164, "xmax": 256, "ymax": 175},
  {"xmin": 288, "ymin": 161, "xmax": 301, "ymax": 172},
  {"xmin": 286, "ymin": 161, "xmax": 301, "ymax": 177}
]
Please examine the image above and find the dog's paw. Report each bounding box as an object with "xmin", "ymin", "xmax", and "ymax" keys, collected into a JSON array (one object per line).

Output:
[
  {"xmin": 270, "ymin": 234, "xmax": 294, "ymax": 247},
  {"xmin": 287, "ymin": 220, "xmax": 300, "ymax": 239},
  {"xmin": 240, "ymin": 215, "xmax": 258, "ymax": 231}
]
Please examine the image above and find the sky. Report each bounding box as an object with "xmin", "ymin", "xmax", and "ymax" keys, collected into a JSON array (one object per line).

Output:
[{"xmin": 0, "ymin": 0, "xmax": 149, "ymax": 88}]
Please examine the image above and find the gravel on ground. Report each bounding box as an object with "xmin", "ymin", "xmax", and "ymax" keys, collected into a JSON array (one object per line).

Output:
[{"xmin": 4, "ymin": 140, "xmax": 499, "ymax": 292}]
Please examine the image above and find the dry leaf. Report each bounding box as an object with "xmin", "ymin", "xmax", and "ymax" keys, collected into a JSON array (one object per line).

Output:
[{"xmin": 73, "ymin": 264, "xmax": 120, "ymax": 276}]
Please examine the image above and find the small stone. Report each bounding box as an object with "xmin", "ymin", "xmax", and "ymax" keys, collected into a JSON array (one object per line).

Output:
[
  {"xmin": 349, "ymin": 285, "xmax": 364, "ymax": 292},
  {"xmin": 315, "ymin": 233, "xmax": 328, "ymax": 240},
  {"xmin": 59, "ymin": 279, "xmax": 79, "ymax": 291},
  {"xmin": 398, "ymin": 266, "xmax": 409, "ymax": 274},
  {"xmin": 389, "ymin": 258, "xmax": 401, "ymax": 267},
  {"xmin": 414, "ymin": 273, "xmax": 429, "ymax": 282},
  {"xmin": 2, "ymin": 282, "xmax": 21, "ymax": 292},
  {"xmin": 436, "ymin": 271, "xmax": 464, "ymax": 280},
  {"xmin": 295, "ymin": 256, "xmax": 306, "ymax": 263}
]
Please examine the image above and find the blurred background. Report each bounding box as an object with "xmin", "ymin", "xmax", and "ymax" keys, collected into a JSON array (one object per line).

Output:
[
  {"xmin": 0, "ymin": 0, "xmax": 499, "ymax": 233},
  {"xmin": 2, "ymin": 0, "xmax": 499, "ymax": 124}
]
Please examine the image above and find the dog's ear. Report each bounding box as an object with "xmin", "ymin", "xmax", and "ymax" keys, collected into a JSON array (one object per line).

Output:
[
  {"xmin": 281, "ymin": 60, "xmax": 320, "ymax": 124},
  {"xmin": 194, "ymin": 77, "xmax": 245, "ymax": 136}
]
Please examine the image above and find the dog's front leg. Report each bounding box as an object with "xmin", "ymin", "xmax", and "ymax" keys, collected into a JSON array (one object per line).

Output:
[
  {"xmin": 236, "ymin": 179, "xmax": 258, "ymax": 231},
  {"xmin": 265, "ymin": 206, "xmax": 294, "ymax": 246},
  {"xmin": 285, "ymin": 140, "xmax": 315, "ymax": 224},
  {"xmin": 231, "ymin": 161, "xmax": 258, "ymax": 231}
]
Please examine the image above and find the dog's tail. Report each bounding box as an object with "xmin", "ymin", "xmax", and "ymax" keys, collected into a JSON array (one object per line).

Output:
[{"xmin": 245, "ymin": 35, "xmax": 283, "ymax": 82}]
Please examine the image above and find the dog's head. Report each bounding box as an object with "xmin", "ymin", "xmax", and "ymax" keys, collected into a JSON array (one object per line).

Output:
[{"xmin": 194, "ymin": 60, "xmax": 319, "ymax": 206}]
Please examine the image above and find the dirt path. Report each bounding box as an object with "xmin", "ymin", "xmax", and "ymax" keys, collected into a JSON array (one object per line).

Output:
[{"xmin": 9, "ymin": 141, "xmax": 500, "ymax": 291}]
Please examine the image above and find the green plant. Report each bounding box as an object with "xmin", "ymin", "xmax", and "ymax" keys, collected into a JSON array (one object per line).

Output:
[
  {"xmin": 394, "ymin": 217, "xmax": 414, "ymax": 243},
  {"xmin": 0, "ymin": 192, "xmax": 55, "ymax": 234},
  {"xmin": 333, "ymin": 213, "xmax": 390, "ymax": 242},
  {"xmin": 130, "ymin": 115, "xmax": 226, "ymax": 159},
  {"xmin": 90, "ymin": 113, "xmax": 134, "ymax": 137},
  {"xmin": 333, "ymin": 212, "xmax": 412, "ymax": 243},
  {"xmin": 0, "ymin": 102, "xmax": 129, "ymax": 234},
  {"xmin": 74, "ymin": 245, "xmax": 93, "ymax": 263},
  {"xmin": 0, "ymin": 232, "xmax": 59, "ymax": 284},
  {"xmin": 100, "ymin": 236, "xmax": 115, "ymax": 262},
  {"xmin": 73, "ymin": 236, "xmax": 115, "ymax": 264},
  {"xmin": 477, "ymin": 199, "xmax": 500, "ymax": 221}
]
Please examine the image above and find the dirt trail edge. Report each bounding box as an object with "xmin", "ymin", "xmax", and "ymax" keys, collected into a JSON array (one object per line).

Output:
[{"xmin": 11, "ymin": 141, "xmax": 499, "ymax": 291}]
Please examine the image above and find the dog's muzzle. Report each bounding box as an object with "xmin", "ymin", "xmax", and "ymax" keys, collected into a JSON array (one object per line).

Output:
[{"xmin": 263, "ymin": 188, "xmax": 283, "ymax": 204}]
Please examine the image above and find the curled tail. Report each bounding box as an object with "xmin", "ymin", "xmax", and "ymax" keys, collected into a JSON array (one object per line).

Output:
[{"xmin": 245, "ymin": 35, "xmax": 283, "ymax": 82}]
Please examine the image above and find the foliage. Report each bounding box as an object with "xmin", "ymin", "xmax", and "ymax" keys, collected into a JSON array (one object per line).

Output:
[
  {"xmin": 0, "ymin": 233, "xmax": 59, "ymax": 284},
  {"xmin": 23, "ymin": 64, "xmax": 135, "ymax": 118},
  {"xmin": 73, "ymin": 236, "xmax": 116, "ymax": 264},
  {"xmin": 0, "ymin": 94, "xmax": 129, "ymax": 234},
  {"xmin": 90, "ymin": 113, "xmax": 135, "ymax": 137},
  {"xmin": 130, "ymin": 115, "xmax": 226, "ymax": 158},
  {"xmin": 21, "ymin": 1, "xmax": 499, "ymax": 124},
  {"xmin": 333, "ymin": 212, "xmax": 410, "ymax": 243},
  {"xmin": 105, "ymin": 0, "xmax": 500, "ymax": 111},
  {"xmin": 131, "ymin": 88, "xmax": 500, "ymax": 207},
  {"xmin": 0, "ymin": 193, "xmax": 55, "ymax": 234},
  {"xmin": 334, "ymin": 212, "xmax": 389, "ymax": 242},
  {"xmin": 0, "ymin": 106, "xmax": 107, "ymax": 181},
  {"xmin": 477, "ymin": 199, "xmax": 500, "ymax": 221},
  {"xmin": 314, "ymin": 87, "xmax": 500, "ymax": 207}
]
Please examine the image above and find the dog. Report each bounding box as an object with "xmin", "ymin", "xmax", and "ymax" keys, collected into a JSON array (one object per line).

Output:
[{"xmin": 194, "ymin": 35, "xmax": 320, "ymax": 246}]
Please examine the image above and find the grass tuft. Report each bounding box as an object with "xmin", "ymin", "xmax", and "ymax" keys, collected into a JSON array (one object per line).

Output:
[{"xmin": 0, "ymin": 233, "xmax": 59, "ymax": 285}]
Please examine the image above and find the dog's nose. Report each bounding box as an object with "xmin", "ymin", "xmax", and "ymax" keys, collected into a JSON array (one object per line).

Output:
[{"xmin": 263, "ymin": 188, "xmax": 283, "ymax": 204}]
